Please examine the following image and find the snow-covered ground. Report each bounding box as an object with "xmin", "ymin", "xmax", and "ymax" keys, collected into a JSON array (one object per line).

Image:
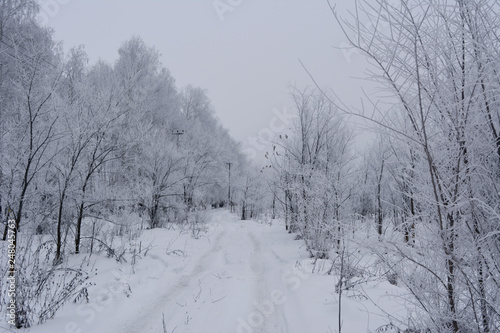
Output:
[{"xmin": 3, "ymin": 210, "xmax": 409, "ymax": 333}]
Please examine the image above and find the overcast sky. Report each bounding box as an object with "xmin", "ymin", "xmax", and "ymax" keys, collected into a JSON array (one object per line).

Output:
[{"xmin": 41, "ymin": 0, "xmax": 370, "ymax": 160}]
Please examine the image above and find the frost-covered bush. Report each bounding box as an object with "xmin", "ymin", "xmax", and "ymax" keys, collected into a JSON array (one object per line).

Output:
[{"xmin": 0, "ymin": 236, "xmax": 89, "ymax": 328}]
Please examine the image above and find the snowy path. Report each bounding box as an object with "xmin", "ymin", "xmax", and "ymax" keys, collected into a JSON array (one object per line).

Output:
[{"xmin": 111, "ymin": 212, "xmax": 309, "ymax": 333}]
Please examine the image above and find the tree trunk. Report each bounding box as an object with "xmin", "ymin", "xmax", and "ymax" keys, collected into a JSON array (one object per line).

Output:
[
  {"xmin": 272, "ymin": 193, "xmax": 276, "ymax": 220},
  {"xmin": 404, "ymin": 196, "xmax": 415, "ymax": 244},
  {"xmin": 2, "ymin": 221, "xmax": 8, "ymax": 241},
  {"xmin": 377, "ymin": 159, "xmax": 384, "ymax": 238},
  {"xmin": 285, "ymin": 189, "xmax": 289, "ymax": 231},
  {"xmin": 241, "ymin": 200, "xmax": 246, "ymax": 220},
  {"xmin": 445, "ymin": 213, "xmax": 459, "ymax": 333},
  {"xmin": 75, "ymin": 201, "xmax": 84, "ymax": 254},
  {"xmin": 478, "ymin": 257, "xmax": 490, "ymax": 333},
  {"xmin": 90, "ymin": 219, "xmax": 96, "ymax": 256},
  {"xmin": 54, "ymin": 191, "xmax": 66, "ymax": 265}
]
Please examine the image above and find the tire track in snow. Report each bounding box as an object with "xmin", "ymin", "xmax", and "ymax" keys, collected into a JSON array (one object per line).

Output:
[
  {"xmin": 248, "ymin": 231, "xmax": 289, "ymax": 333},
  {"xmin": 115, "ymin": 229, "xmax": 227, "ymax": 333}
]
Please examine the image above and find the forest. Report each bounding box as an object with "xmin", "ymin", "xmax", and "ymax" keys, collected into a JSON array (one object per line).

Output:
[{"xmin": 1, "ymin": 1, "xmax": 500, "ymax": 332}]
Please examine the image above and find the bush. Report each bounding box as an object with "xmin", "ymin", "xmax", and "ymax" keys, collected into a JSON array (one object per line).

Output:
[{"xmin": 1, "ymin": 237, "xmax": 90, "ymax": 328}]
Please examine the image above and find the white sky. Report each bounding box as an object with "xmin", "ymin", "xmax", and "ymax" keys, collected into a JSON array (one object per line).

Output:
[{"xmin": 41, "ymin": 0, "xmax": 371, "ymax": 160}]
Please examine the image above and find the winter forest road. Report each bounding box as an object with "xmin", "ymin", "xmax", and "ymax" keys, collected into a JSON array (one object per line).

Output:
[{"xmin": 112, "ymin": 210, "xmax": 313, "ymax": 333}]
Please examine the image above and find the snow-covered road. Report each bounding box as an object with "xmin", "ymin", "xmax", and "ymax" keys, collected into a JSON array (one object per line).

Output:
[{"xmin": 114, "ymin": 210, "xmax": 312, "ymax": 333}]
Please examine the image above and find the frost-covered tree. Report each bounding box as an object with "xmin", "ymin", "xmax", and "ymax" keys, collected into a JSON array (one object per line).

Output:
[{"xmin": 271, "ymin": 87, "xmax": 355, "ymax": 257}]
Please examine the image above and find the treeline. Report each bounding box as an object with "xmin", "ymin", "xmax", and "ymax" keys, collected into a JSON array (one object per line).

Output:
[
  {"xmin": 0, "ymin": 1, "xmax": 272, "ymax": 256},
  {"xmin": 268, "ymin": 1, "xmax": 500, "ymax": 332}
]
